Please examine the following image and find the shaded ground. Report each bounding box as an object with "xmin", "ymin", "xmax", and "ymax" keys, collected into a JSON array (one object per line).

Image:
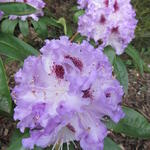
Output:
[
  {"xmin": 110, "ymin": 70, "xmax": 150, "ymax": 150},
  {"xmin": 0, "ymin": 0, "xmax": 150, "ymax": 150},
  {"xmin": 0, "ymin": 117, "xmax": 15, "ymax": 150}
]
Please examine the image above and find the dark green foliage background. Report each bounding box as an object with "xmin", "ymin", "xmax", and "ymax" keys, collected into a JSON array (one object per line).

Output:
[{"xmin": 132, "ymin": 0, "xmax": 150, "ymax": 63}]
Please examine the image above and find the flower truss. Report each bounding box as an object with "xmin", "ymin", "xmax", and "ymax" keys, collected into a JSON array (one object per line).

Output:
[
  {"xmin": 12, "ymin": 36, "xmax": 124, "ymax": 150},
  {"xmin": 78, "ymin": 0, "xmax": 138, "ymax": 55},
  {"xmin": 0, "ymin": 0, "xmax": 45, "ymax": 21}
]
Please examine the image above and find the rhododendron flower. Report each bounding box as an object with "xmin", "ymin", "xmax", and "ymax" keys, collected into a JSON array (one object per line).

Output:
[
  {"xmin": 0, "ymin": 0, "xmax": 45, "ymax": 21},
  {"xmin": 78, "ymin": 0, "xmax": 137, "ymax": 55},
  {"xmin": 12, "ymin": 36, "xmax": 124, "ymax": 150}
]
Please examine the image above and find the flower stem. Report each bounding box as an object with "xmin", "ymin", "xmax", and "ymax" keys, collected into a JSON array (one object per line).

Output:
[{"xmin": 70, "ymin": 32, "xmax": 79, "ymax": 42}]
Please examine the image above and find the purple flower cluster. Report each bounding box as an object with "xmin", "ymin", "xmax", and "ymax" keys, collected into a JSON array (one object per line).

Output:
[
  {"xmin": 12, "ymin": 36, "xmax": 124, "ymax": 150},
  {"xmin": 78, "ymin": 0, "xmax": 138, "ymax": 55},
  {"xmin": 0, "ymin": 0, "xmax": 45, "ymax": 21}
]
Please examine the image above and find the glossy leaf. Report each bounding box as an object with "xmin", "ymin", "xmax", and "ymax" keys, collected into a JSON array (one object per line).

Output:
[
  {"xmin": 104, "ymin": 137, "xmax": 121, "ymax": 150},
  {"xmin": 39, "ymin": 17, "xmax": 62, "ymax": 29},
  {"xmin": 1, "ymin": 19, "xmax": 18, "ymax": 34},
  {"xmin": 31, "ymin": 19, "xmax": 48, "ymax": 39},
  {"xmin": 57, "ymin": 17, "xmax": 67, "ymax": 35},
  {"xmin": 113, "ymin": 57, "xmax": 128, "ymax": 93},
  {"xmin": 126, "ymin": 45, "xmax": 144, "ymax": 74},
  {"xmin": 0, "ymin": 58, "xmax": 12, "ymax": 115},
  {"xmin": 0, "ymin": 33, "xmax": 39, "ymax": 61},
  {"xmin": 0, "ymin": 2, "xmax": 36, "ymax": 16},
  {"xmin": 8, "ymin": 129, "xmax": 29, "ymax": 150},
  {"xmin": 19, "ymin": 20, "xmax": 29, "ymax": 37},
  {"xmin": 66, "ymin": 24, "xmax": 73, "ymax": 37},
  {"xmin": 104, "ymin": 47, "xmax": 116, "ymax": 64},
  {"xmin": 105, "ymin": 106, "xmax": 150, "ymax": 139}
]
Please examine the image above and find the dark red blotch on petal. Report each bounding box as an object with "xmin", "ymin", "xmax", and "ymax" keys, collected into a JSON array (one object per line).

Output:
[
  {"xmin": 106, "ymin": 93, "xmax": 111, "ymax": 98},
  {"xmin": 66, "ymin": 124, "xmax": 75, "ymax": 133},
  {"xmin": 54, "ymin": 65, "xmax": 65, "ymax": 79},
  {"xmin": 104, "ymin": 0, "xmax": 109, "ymax": 7},
  {"xmin": 114, "ymin": 0, "xmax": 119, "ymax": 12},
  {"xmin": 65, "ymin": 55, "xmax": 83, "ymax": 71},
  {"xmin": 111, "ymin": 27, "xmax": 119, "ymax": 33},
  {"xmin": 24, "ymin": 0, "xmax": 27, "ymax": 2},
  {"xmin": 100, "ymin": 14, "xmax": 106, "ymax": 24},
  {"xmin": 82, "ymin": 88, "xmax": 93, "ymax": 99}
]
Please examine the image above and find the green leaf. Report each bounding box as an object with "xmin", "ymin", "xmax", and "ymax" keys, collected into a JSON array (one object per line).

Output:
[
  {"xmin": 19, "ymin": 20, "xmax": 29, "ymax": 37},
  {"xmin": 31, "ymin": 19, "xmax": 48, "ymax": 39},
  {"xmin": 4, "ymin": 57, "xmax": 16, "ymax": 64},
  {"xmin": 8, "ymin": 130, "xmax": 46, "ymax": 150},
  {"xmin": 73, "ymin": 10, "xmax": 85, "ymax": 23},
  {"xmin": 105, "ymin": 106, "xmax": 150, "ymax": 139},
  {"xmin": 113, "ymin": 57, "xmax": 128, "ymax": 93},
  {"xmin": 125, "ymin": 45, "xmax": 144, "ymax": 74},
  {"xmin": 67, "ymin": 24, "xmax": 73, "ymax": 38},
  {"xmin": 8, "ymin": 129, "xmax": 29, "ymax": 150},
  {"xmin": 73, "ymin": 33, "xmax": 86, "ymax": 43},
  {"xmin": 143, "ymin": 62, "xmax": 150, "ymax": 73},
  {"xmin": 0, "ymin": 57, "xmax": 12, "ymax": 115},
  {"xmin": 104, "ymin": 47, "xmax": 116, "ymax": 64},
  {"xmin": 0, "ymin": 33, "xmax": 39, "ymax": 61},
  {"xmin": 70, "ymin": 6, "xmax": 78, "ymax": 12},
  {"xmin": 57, "ymin": 17, "xmax": 67, "ymax": 35},
  {"xmin": 89, "ymin": 39, "xmax": 97, "ymax": 47},
  {"xmin": 0, "ymin": 2, "xmax": 36, "ymax": 16},
  {"xmin": 104, "ymin": 138, "xmax": 121, "ymax": 150},
  {"xmin": 39, "ymin": 17, "xmax": 62, "ymax": 29},
  {"xmin": 1, "ymin": 19, "xmax": 18, "ymax": 34}
]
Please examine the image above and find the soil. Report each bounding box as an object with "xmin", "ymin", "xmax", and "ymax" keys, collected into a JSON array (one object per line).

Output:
[
  {"xmin": 0, "ymin": 0, "xmax": 150, "ymax": 150},
  {"xmin": 110, "ymin": 70, "xmax": 150, "ymax": 150}
]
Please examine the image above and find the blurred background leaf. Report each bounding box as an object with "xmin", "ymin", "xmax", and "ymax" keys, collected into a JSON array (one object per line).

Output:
[
  {"xmin": 0, "ymin": 2, "xmax": 36, "ymax": 16},
  {"xmin": 104, "ymin": 137, "xmax": 121, "ymax": 150},
  {"xmin": 0, "ymin": 33, "xmax": 39, "ymax": 61},
  {"xmin": 0, "ymin": 57, "xmax": 12, "ymax": 115},
  {"xmin": 31, "ymin": 19, "xmax": 48, "ymax": 39},
  {"xmin": 1, "ymin": 19, "xmax": 18, "ymax": 34},
  {"xmin": 132, "ymin": 0, "xmax": 150, "ymax": 56},
  {"xmin": 57, "ymin": 17, "xmax": 67, "ymax": 35},
  {"xmin": 8, "ymin": 129, "xmax": 29, "ymax": 150},
  {"xmin": 125, "ymin": 45, "xmax": 144, "ymax": 75},
  {"xmin": 19, "ymin": 20, "xmax": 29, "ymax": 37}
]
